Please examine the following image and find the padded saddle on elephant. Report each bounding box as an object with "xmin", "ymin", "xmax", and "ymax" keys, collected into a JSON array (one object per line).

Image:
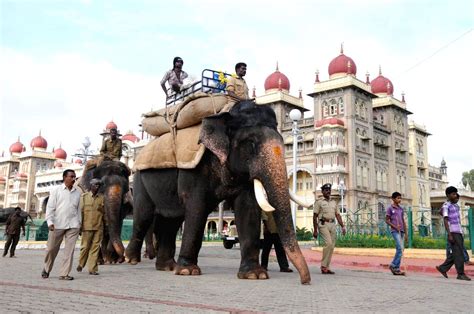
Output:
[{"xmin": 134, "ymin": 92, "xmax": 233, "ymax": 171}]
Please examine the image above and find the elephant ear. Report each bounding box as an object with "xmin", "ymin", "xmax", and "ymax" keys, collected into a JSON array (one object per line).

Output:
[{"xmin": 199, "ymin": 112, "xmax": 232, "ymax": 165}]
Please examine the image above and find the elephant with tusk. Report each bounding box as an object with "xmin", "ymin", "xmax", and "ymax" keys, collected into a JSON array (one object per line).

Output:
[{"xmin": 125, "ymin": 100, "xmax": 311, "ymax": 284}]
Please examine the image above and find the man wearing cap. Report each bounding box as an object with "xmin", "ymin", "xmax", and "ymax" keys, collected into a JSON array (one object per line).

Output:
[
  {"xmin": 100, "ymin": 128, "xmax": 122, "ymax": 162},
  {"xmin": 313, "ymin": 183, "xmax": 346, "ymax": 274},
  {"xmin": 77, "ymin": 178, "xmax": 104, "ymax": 275},
  {"xmin": 161, "ymin": 56, "xmax": 188, "ymax": 98},
  {"xmin": 436, "ymin": 186, "xmax": 471, "ymax": 281}
]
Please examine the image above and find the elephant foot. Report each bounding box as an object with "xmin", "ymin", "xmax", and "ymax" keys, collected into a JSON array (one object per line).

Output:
[
  {"xmin": 175, "ymin": 264, "xmax": 201, "ymax": 276},
  {"xmin": 237, "ymin": 267, "xmax": 269, "ymax": 280},
  {"xmin": 155, "ymin": 259, "xmax": 177, "ymax": 271}
]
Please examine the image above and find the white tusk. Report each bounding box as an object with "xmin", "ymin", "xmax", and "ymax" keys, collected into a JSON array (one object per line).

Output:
[
  {"xmin": 289, "ymin": 190, "xmax": 313, "ymax": 208},
  {"xmin": 253, "ymin": 179, "xmax": 275, "ymax": 212}
]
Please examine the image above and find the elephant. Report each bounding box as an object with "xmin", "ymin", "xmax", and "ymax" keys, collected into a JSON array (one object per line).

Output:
[
  {"xmin": 80, "ymin": 160, "xmax": 133, "ymax": 263},
  {"xmin": 125, "ymin": 100, "xmax": 311, "ymax": 284}
]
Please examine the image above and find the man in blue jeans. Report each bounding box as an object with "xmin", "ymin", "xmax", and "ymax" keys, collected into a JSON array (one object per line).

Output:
[{"xmin": 385, "ymin": 192, "xmax": 407, "ymax": 276}]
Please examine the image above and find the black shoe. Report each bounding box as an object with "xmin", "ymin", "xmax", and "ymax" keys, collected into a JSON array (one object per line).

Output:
[
  {"xmin": 2, "ymin": 253, "xmax": 7, "ymax": 257},
  {"xmin": 89, "ymin": 272, "xmax": 99, "ymax": 275},
  {"xmin": 76, "ymin": 265, "xmax": 83, "ymax": 272},
  {"xmin": 59, "ymin": 275, "xmax": 74, "ymax": 280},
  {"xmin": 280, "ymin": 268, "xmax": 293, "ymax": 273},
  {"xmin": 436, "ymin": 266, "xmax": 448, "ymax": 278},
  {"xmin": 41, "ymin": 269, "xmax": 49, "ymax": 279},
  {"xmin": 457, "ymin": 274, "xmax": 471, "ymax": 281}
]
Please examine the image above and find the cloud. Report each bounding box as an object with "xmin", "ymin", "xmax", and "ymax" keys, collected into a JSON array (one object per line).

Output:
[{"xmin": 0, "ymin": 48, "xmax": 160, "ymax": 160}]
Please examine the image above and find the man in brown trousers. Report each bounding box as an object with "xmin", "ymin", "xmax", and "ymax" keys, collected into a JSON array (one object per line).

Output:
[
  {"xmin": 3, "ymin": 207, "xmax": 25, "ymax": 258},
  {"xmin": 77, "ymin": 178, "xmax": 104, "ymax": 275},
  {"xmin": 313, "ymin": 183, "xmax": 346, "ymax": 274},
  {"xmin": 42, "ymin": 169, "xmax": 81, "ymax": 280}
]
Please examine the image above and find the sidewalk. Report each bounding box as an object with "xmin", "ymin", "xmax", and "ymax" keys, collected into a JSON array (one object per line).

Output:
[{"xmin": 302, "ymin": 247, "xmax": 474, "ymax": 276}]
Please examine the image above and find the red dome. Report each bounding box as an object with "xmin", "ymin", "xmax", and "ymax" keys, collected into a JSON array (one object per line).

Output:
[
  {"xmin": 54, "ymin": 147, "xmax": 67, "ymax": 159},
  {"xmin": 315, "ymin": 117, "xmax": 345, "ymax": 128},
  {"xmin": 370, "ymin": 67, "xmax": 393, "ymax": 95},
  {"xmin": 75, "ymin": 159, "xmax": 83, "ymax": 165},
  {"xmin": 9, "ymin": 139, "xmax": 25, "ymax": 154},
  {"xmin": 106, "ymin": 121, "xmax": 118, "ymax": 130},
  {"xmin": 328, "ymin": 46, "xmax": 357, "ymax": 77},
  {"xmin": 264, "ymin": 64, "xmax": 290, "ymax": 92},
  {"xmin": 122, "ymin": 131, "xmax": 140, "ymax": 143},
  {"xmin": 31, "ymin": 132, "xmax": 48, "ymax": 149}
]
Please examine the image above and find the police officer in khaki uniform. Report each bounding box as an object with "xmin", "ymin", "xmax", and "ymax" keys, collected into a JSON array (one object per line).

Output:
[
  {"xmin": 313, "ymin": 183, "xmax": 346, "ymax": 274},
  {"xmin": 77, "ymin": 178, "xmax": 104, "ymax": 275}
]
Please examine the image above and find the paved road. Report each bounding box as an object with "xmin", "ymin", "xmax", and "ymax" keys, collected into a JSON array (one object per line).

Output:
[{"xmin": 1, "ymin": 245, "xmax": 473, "ymax": 313}]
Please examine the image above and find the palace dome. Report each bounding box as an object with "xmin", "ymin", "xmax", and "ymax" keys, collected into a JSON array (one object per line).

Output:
[
  {"xmin": 9, "ymin": 139, "xmax": 25, "ymax": 154},
  {"xmin": 106, "ymin": 121, "xmax": 118, "ymax": 130},
  {"xmin": 370, "ymin": 67, "xmax": 394, "ymax": 95},
  {"xmin": 30, "ymin": 132, "xmax": 48, "ymax": 149},
  {"xmin": 328, "ymin": 46, "xmax": 357, "ymax": 78},
  {"xmin": 122, "ymin": 131, "xmax": 140, "ymax": 143},
  {"xmin": 264, "ymin": 63, "xmax": 290, "ymax": 92},
  {"xmin": 54, "ymin": 147, "xmax": 67, "ymax": 160}
]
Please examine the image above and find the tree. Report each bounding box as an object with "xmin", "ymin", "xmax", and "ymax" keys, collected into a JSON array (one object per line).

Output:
[{"xmin": 461, "ymin": 169, "xmax": 474, "ymax": 191}]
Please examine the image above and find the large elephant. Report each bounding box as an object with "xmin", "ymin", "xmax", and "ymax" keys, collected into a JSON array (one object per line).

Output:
[
  {"xmin": 125, "ymin": 101, "xmax": 311, "ymax": 284},
  {"xmin": 80, "ymin": 160, "xmax": 133, "ymax": 263}
]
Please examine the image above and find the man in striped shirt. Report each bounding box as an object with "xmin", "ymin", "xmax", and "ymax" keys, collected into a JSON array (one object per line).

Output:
[{"xmin": 436, "ymin": 186, "xmax": 471, "ymax": 281}]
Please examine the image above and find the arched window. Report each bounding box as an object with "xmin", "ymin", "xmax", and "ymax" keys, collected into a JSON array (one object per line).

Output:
[
  {"xmin": 356, "ymin": 160, "xmax": 362, "ymax": 186},
  {"xmin": 363, "ymin": 161, "xmax": 369, "ymax": 187},
  {"xmin": 338, "ymin": 98, "xmax": 344, "ymax": 114},
  {"xmin": 330, "ymin": 100, "xmax": 337, "ymax": 115},
  {"xmin": 322, "ymin": 101, "xmax": 329, "ymax": 117}
]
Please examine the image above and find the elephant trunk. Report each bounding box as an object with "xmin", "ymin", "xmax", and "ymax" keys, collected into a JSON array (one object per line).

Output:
[
  {"xmin": 105, "ymin": 183, "xmax": 125, "ymax": 261},
  {"xmin": 252, "ymin": 139, "xmax": 311, "ymax": 284}
]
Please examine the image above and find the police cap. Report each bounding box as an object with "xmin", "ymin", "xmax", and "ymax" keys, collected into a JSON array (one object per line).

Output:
[{"xmin": 321, "ymin": 183, "xmax": 332, "ymax": 191}]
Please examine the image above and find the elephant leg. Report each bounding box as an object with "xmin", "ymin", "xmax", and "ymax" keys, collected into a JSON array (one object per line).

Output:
[
  {"xmin": 155, "ymin": 215, "xmax": 183, "ymax": 271},
  {"xmin": 144, "ymin": 222, "xmax": 156, "ymax": 260},
  {"xmin": 234, "ymin": 190, "xmax": 268, "ymax": 280},
  {"xmin": 126, "ymin": 178, "xmax": 155, "ymax": 265}
]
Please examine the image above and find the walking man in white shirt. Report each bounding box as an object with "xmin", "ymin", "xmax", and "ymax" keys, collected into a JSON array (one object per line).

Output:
[{"xmin": 41, "ymin": 169, "xmax": 82, "ymax": 280}]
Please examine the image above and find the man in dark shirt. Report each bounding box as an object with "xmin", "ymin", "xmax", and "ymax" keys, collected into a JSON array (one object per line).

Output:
[{"xmin": 3, "ymin": 207, "xmax": 26, "ymax": 258}]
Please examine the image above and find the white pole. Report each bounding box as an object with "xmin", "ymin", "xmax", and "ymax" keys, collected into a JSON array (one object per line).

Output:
[{"xmin": 292, "ymin": 120, "xmax": 298, "ymax": 231}]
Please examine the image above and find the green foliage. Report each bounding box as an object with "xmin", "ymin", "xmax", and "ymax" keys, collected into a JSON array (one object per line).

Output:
[
  {"xmin": 462, "ymin": 169, "xmax": 474, "ymax": 191},
  {"xmin": 296, "ymin": 227, "xmax": 313, "ymax": 241}
]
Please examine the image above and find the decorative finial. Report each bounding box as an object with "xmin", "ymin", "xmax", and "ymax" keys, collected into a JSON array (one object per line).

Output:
[
  {"xmin": 278, "ymin": 78, "xmax": 282, "ymax": 91},
  {"xmin": 366, "ymin": 71, "xmax": 370, "ymax": 84},
  {"xmin": 276, "ymin": 61, "xmax": 279, "ymax": 72},
  {"xmin": 39, "ymin": 129, "xmax": 42, "ymax": 136},
  {"xmin": 379, "ymin": 65, "xmax": 382, "ymax": 76},
  {"xmin": 298, "ymin": 88, "xmax": 303, "ymax": 99},
  {"xmin": 401, "ymin": 91, "xmax": 406, "ymax": 103},
  {"xmin": 340, "ymin": 42, "xmax": 344, "ymax": 54},
  {"xmin": 315, "ymin": 69, "xmax": 320, "ymax": 83},
  {"xmin": 252, "ymin": 86, "xmax": 256, "ymax": 98}
]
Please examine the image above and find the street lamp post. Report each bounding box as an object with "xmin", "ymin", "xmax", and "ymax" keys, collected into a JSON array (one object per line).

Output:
[
  {"xmin": 74, "ymin": 136, "xmax": 95, "ymax": 164},
  {"xmin": 289, "ymin": 109, "xmax": 302, "ymax": 231},
  {"xmin": 338, "ymin": 179, "xmax": 346, "ymax": 223}
]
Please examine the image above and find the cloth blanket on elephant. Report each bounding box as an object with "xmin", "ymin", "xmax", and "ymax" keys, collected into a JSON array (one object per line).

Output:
[
  {"xmin": 141, "ymin": 92, "xmax": 231, "ymax": 137},
  {"xmin": 133, "ymin": 124, "xmax": 205, "ymax": 170}
]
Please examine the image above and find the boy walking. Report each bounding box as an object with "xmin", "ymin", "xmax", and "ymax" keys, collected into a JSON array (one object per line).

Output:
[
  {"xmin": 385, "ymin": 192, "xmax": 407, "ymax": 276},
  {"xmin": 436, "ymin": 186, "xmax": 471, "ymax": 281}
]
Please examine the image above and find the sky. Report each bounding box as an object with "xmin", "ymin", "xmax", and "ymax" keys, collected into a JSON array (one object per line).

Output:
[{"xmin": 0, "ymin": 0, "xmax": 473, "ymax": 185}]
